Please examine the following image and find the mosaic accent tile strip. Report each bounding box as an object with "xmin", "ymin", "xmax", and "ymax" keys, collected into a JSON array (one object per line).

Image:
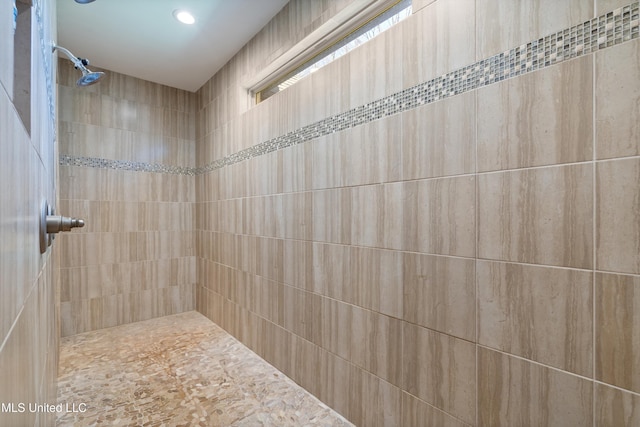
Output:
[
  {"xmin": 59, "ymin": 154, "xmax": 197, "ymax": 176},
  {"xmin": 60, "ymin": 2, "xmax": 639, "ymax": 176},
  {"xmin": 193, "ymin": 1, "xmax": 639, "ymax": 175},
  {"xmin": 35, "ymin": 0, "xmax": 56, "ymax": 134}
]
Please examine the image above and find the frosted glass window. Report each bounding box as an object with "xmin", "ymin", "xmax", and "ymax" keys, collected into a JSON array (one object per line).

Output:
[{"xmin": 257, "ymin": 0, "xmax": 412, "ymax": 103}]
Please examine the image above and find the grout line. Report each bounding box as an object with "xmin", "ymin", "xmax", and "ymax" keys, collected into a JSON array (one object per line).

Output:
[
  {"xmin": 472, "ymin": 0, "xmax": 481, "ymax": 414},
  {"xmin": 477, "ymin": 344, "xmax": 592, "ymax": 382},
  {"xmin": 477, "ymin": 344, "xmax": 640, "ymax": 399},
  {"xmin": 592, "ymin": 28, "xmax": 598, "ymax": 426},
  {"xmin": 196, "ymin": 229, "xmax": 618, "ymax": 275},
  {"xmin": 194, "ymin": 156, "xmax": 640, "ymax": 204}
]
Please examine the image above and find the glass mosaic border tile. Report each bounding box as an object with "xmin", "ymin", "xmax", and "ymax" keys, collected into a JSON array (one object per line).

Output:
[
  {"xmin": 59, "ymin": 154, "xmax": 196, "ymax": 176},
  {"xmin": 61, "ymin": 1, "xmax": 639, "ymax": 176},
  {"xmin": 34, "ymin": 0, "xmax": 56, "ymax": 134}
]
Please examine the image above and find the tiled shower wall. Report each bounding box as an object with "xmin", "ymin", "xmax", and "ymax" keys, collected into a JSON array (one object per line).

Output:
[
  {"xmin": 0, "ymin": 0, "xmax": 59, "ymax": 425},
  {"xmin": 57, "ymin": 59, "xmax": 196, "ymax": 336},
  {"xmin": 196, "ymin": 0, "xmax": 640, "ymax": 425}
]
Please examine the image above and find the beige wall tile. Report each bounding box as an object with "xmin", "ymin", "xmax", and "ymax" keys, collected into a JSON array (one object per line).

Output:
[
  {"xmin": 358, "ymin": 369, "xmax": 402, "ymax": 427},
  {"xmin": 597, "ymin": 0, "xmax": 638, "ymax": 17},
  {"xmin": 344, "ymin": 361, "xmax": 402, "ymax": 427},
  {"xmin": 596, "ymin": 272, "xmax": 640, "ymax": 393},
  {"xmin": 597, "ymin": 158, "xmax": 640, "ymax": 274},
  {"xmin": 402, "ymin": 323, "xmax": 476, "ymax": 424},
  {"xmin": 595, "ymin": 383, "xmax": 640, "ymax": 426},
  {"xmin": 282, "ymin": 142, "xmax": 312, "ymax": 193},
  {"xmin": 352, "ymin": 246, "xmax": 403, "ymax": 319},
  {"xmin": 343, "ymin": 114, "xmax": 402, "ymax": 187},
  {"xmin": 58, "ymin": 86, "xmax": 102, "ymax": 126},
  {"xmin": 317, "ymin": 349, "xmax": 352, "ymax": 421},
  {"xmin": 283, "ymin": 239, "xmax": 312, "ymax": 291},
  {"xmin": 477, "ymin": 261, "xmax": 593, "ymax": 376},
  {"xmin": 312, "ymin": 242, "xmax": 351, "ymax": 301},
  {"xmin": 477, "ymin": 56, "xmax": 593, "ymax": 172},
  {"xmin": 102, "ymin": 68, "xmax": 139, "ymax": 102},
  {"xmin": 349, "ymin": 25, "xmax": 404, "ymax": 108},
  {"xmin": 0, "ymin": 293, "xmax": 39, "ymax": 427},
  {"xmin": 478, "ymin": 164, "xmax": 593, "ymax": 269},
  {"xmin": 478, "ymin": 347, "xmax": 593, "ymax": 426},
  {"xmin": 401, "ymin": 392, "xmax": 468, "ymax": 427},
  {"xmin": 403, "ymin": 0, "xmax": 475, "ymax": 88},
  {"xmin": 361, "ymin": 310, "xmax": 403, "ymax": 387},
  {"xmin": 348, "ymin": 183, "xmax": 406, "ymax": 250},
  {"xmin": 476, "ymin": 0, "xmax": 594, "ymax": 59},
  {"xmin": 403, "ymin": 253, "xmax": 475, "ymax": 341},
  {"xmin": 403, "ymin": 176, "xmax": 476, "ymax": 257},
  {"xmin": 100, "ymin": 95, "xmax": 137, "ymax": 131},
  {"xmin": 411, "ymin": 0, "xmax": 436, "ymax": 13},
  {"xmin": 320, "ymin": 298, "xmax": 353, "ymax": 362},
  {"xmin": 283, "ymin": 192, "xmax": 313, "ymax": 241},
  {"xmin": 402, "ymin": 91, "xmax": 476, "ymax": 180},
  {"xmin": 311, "ymin": 53, "xmax": 350, "ymax": 120},
  {"xmin": 596, "ymin": 40, "xmax": 640, "ymax": 159},
  {"xmin": 312, "ymin": 188, "xmax": 352, "ymax": 245}
]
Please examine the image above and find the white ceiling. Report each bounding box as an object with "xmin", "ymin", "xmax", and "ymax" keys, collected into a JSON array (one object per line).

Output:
[{"xmin": 56, "ymin": 0, "xmax": 289, "ymax": 92}]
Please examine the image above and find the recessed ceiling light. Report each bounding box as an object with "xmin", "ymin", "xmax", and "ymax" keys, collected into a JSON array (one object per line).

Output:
[{"xmin": 173, "ymin": 9, "xmax": 195, "ymax": 25}]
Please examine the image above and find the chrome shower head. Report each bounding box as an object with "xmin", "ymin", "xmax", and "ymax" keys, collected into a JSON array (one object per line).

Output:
[
  {"xmin": 52, "ymin": 44, "xmax": 106, "ymax": 87},
  {"xmin": 75, "ymin": 0, "xmax": 96, "ymax": 3},
  {"xmin": 77, "ymin": 71, "xmax": 105, "ymax": 87}
]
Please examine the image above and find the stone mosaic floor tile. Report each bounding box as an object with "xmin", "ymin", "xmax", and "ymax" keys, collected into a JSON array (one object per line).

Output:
[{"xmin": 57, "ymin": 311, "xmax": 352, "ymax": 426}]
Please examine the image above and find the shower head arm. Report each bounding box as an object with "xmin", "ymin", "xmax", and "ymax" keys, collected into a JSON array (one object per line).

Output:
[{"xmin": 52, "ymin": 44, "xmax": 90, "ymax": 73}]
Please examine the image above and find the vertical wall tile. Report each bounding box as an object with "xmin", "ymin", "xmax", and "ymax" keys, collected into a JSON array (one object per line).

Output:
[
  {"xmin": 403, "ymin": 176, "xmax": 476, "ymax": 257},
  {"xmin": 411, "ymin": 0, "xmax": 436, "ymax": 14},
  {"xmin": 312, "ymin": 242, "xmax": 351, "ymax": 302},
  {"xmin": 477, "ymin": 261, "xmax": 593, "ymax": 376},
  {"xmin": 478, "ymin": 164, "xmax": 593, "ymax": 269},
  {"xmin": 478, "ymin": 56, "xmax": 593, "ymax": 171},
  {"xmin": 343, "ymin": 114, "xmax": 402, "ymax": 186},
  {"xmin": 341, "ymin": 182, "xmax": 406, "ymax": 251},
  {"xmin": 403, "ymin": 0, "xmax": 475, "ymax": 87},
  {"xmin": 402, "ymin": 323, "xmax": 476, "ymax": 424},
  {"xmin": 597, "ymin": 0, "xmax": 636, "ymax": 14},
  {"xmin": 597, "ymin": 158, "xmax": 640, "ymax": 274},
  {"xmin": 349, "ymin": 25, "xmax": 404, "ymax": 108},
  {"xmin": 401, "ymin": 392, "xmax": 468, "ymax": 427},
  {"xmin": 402, "ymin": 91, "xmax": 475, "ymax": 180},
  {"xmin": 403, "ymin": 253, "xmax": 475, "ymax": 341},
  {"xmin": 596, "ymin": 272, "xmax": 640, "ymax": 393},
  {"xmin": 312, "ymin": 187, "xmax": 352, "ymax": 245},
  {"xmin": 358, "ymin": 369, "xmax": 402, "ymax": 427},
  {"xmin": 478, "ymin": 347, "xmax": 593, "ymax": 426},
  {"xmin": 318, "ymin": 350, "xmax": 352, "ymax": 421},
  {"xmin": 363, "ymin": 310, "xmax": 403, "ymax": 387},
  {"xmin": 58, "ymin": 85, "xmax": 102, "ymax": 125},
  {"xmin": 476, "ymin": 0, "xmax": 593, "ymax": 59},
  {"xmin": 595, "ymin": 383, "xmax": 640, "ymax": 426},
  {"xmin": 596, "ymin": 36, "xmax": 640, "ymax": 159}
]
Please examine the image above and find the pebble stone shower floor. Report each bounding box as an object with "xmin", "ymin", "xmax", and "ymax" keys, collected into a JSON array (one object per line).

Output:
[{"xmin": 57, "ymin": 311, "xmax": 353, "ymax": 426}]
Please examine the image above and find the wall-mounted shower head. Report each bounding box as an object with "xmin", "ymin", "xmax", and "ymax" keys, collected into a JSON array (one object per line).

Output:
[
  {"xmin": 74, "ymin": 0, "xmax": 96, "ymax": 4},
  {"xmin": 77, "ymin": 71, "xmax": 105, "ymax": 87},
  {"xmin": 52, "ymin": 44, "xmax": 105, "ymax": 87}
]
